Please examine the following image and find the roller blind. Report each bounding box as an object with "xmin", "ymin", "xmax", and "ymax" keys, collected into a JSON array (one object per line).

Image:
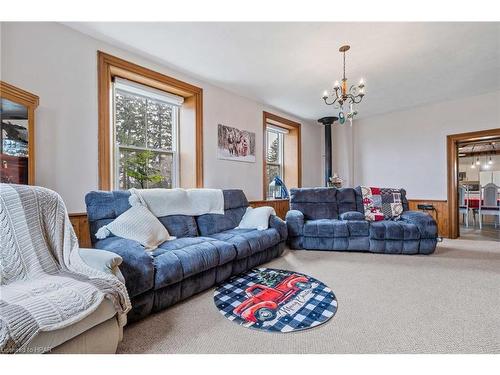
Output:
[
  {"xmin": 266, "ymin": 123, "xmax": 289, "ymax": 134},
  {"xmin": 114, "ymin": 77, "xmax": 184, "ymax": 106}
]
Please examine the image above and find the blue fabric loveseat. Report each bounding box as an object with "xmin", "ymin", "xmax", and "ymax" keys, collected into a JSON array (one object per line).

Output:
[
  {"xmin": 286, "ymin": 187, "xmax": 437, "ymax": 255},
  {"xmin": 85, "ymin": 189, "xmax": 287, "ymax": 322}
]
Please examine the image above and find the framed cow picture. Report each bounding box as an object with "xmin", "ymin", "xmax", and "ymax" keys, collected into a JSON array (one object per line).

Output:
[{"xmin": 217, "ymin": 124, "xmax": 256, "ymax": 163}]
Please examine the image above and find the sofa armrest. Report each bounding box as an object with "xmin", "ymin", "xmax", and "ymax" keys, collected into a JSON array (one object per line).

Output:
[
  {"xmin": 269, "ymin": 215, "xmax": 288, "ymax": 241},
  {"xmin": 79, "ymin": 248, "xmax": 125, "ymax": 284},
  {"xmin": 93, "ymin": 237, "xmax": 155, "ymax": 298},
  {"xmin": 339, "ymin": 211, "xmax": 365, "ymax": 221},
  {"xmin": 400, "ymin": 211, "xmax": 438, "ymax": 239},
  {"xmin": 285, "ymin": 210, "xmax": 304, "ymax": 237}
]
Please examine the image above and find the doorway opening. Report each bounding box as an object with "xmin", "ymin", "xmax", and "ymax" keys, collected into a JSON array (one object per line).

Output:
[{"xmin": 447, "ymin": 129, "xmax": 500, "ymax": 241}]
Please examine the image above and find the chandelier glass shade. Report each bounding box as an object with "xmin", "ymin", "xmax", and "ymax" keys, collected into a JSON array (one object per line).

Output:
[{"xmin": 322, "ymin": 45, "xmax": 365, "ymax": 110}]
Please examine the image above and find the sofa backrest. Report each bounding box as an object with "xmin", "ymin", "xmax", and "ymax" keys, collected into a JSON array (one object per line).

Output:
[
  {"xmin": 85, "ymin": 189, "xmax": 248, "ymax": 243},
  {"xmin": 289, "ymin": 187, "xmax": 362, "ymax": 220},
  {"xmin": 289, "ymin": 187, "xmax": 409, "ymax": 220},
  {"xmin": 196, "ymin": 190, "xmax": 248, "ymax": 235}
]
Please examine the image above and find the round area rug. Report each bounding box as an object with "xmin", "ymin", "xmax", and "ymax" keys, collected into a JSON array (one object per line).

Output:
[{"xmin": 214, "ymin": 268, "xmax": 337, "ymax": 333}]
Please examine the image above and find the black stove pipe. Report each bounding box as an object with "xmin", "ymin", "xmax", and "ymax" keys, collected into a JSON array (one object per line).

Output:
[{"xmin": 317, "ymin": 116, "xmax": 339, "ymax": 187}]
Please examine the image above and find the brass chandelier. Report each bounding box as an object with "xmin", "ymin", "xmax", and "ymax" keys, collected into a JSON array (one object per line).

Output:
[{"xmin": 322, "ymin": 45, "xmax": 365, "ymax": 123}]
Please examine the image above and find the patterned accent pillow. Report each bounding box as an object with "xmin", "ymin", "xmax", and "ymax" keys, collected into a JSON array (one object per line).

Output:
[{"xmin": 361, "ymin": 186, "xmax": 404, "ymax": 221}]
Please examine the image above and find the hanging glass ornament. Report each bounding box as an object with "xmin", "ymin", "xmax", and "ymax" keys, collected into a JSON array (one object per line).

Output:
[{"xmin": 339, "ymin": 111, "xmax": 345, "ymax": 125}]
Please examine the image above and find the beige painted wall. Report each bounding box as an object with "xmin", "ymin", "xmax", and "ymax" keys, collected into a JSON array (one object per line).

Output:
[
  {"xmin": 1, "ymin": 22, "xmax": 323, "ymax": 212},
  {"xmin": 332, "ymin": 90, "xmax": 500, "ymax": 200}
]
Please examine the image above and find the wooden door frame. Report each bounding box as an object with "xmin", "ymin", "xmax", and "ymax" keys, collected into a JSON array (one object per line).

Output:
[
  {"xmin": 447, "ymin": 128, "xmax": 500, "ymax": 238},
  {"xmin": 262, "ymin": 111, "xmax": 301, "ymax": 200}
]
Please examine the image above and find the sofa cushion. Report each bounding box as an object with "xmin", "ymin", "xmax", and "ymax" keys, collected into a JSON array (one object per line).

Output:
[
  {"xmin": 370, "ymin": 221, "xmax": 420, "ymax": 240},
  {"xmin": 95, "ymin": 204, "xmax": 172, "ymax": 250},
  {"xmin": 94, "ymin": 237, "xmax": 154, "ymax": 298},
  {"xmin": 207, "ymin": 228, "xmax": 281, "ymax": 259},
  {"xmin": 86, "ymin": 190, "xmax": 133, "ymax": 243},
  {"xmin": 303, "ymin": 219, "xmax": 349, "ymax": 238},
  {"xmin": 346, "ymin": 220, "xmax": 370, "ymax": 237},
  {"xmin": 336, "ymin": 188, "xmax": 359, "ymax": 215},
  {"xmin": 157, "ymin": 215, "xmax": 198, "ymax": 238},
  {"xmin": 151, "ymin": 237, "xmax": 237, "ymax": 290},
  {"xmin": 289, "ymin": 187, "xmax": 338, "ymax": 220},
  {"xmin": 237, "ymin": 206, "xmax": 276, "ymax": 230}
]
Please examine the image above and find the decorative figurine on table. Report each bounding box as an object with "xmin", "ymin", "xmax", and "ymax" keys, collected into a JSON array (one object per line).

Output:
[{"xmin": 328, "ymin": 173, "xmax": 343, "ymax": 188}]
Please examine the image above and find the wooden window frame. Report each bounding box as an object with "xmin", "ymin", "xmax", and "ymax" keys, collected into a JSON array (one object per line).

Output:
[
  {"xmin": 262, "ymin": 111, "xmax": 301, "ymax": 200},
  {"xmin": 447, "ymin": 128, "xmax": 500, "ymax": 238},
  {"xmin": 98, "ymin": 51, "xmax": 203, "ymax": 190}
]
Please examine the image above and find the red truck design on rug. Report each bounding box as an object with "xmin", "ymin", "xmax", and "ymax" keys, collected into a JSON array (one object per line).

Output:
[{"xmin": 233, "ymin": 273, "xmax": 312, "ymax": 323}]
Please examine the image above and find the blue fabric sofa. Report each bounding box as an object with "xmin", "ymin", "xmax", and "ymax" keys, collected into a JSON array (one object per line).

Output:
[
  {"xmin": 286, "ymin": 187, "xmax": 437, "ymax": 255},
  {"xmin": 85, "ymin": 189, "xmax": 287, "ymax": 322}
]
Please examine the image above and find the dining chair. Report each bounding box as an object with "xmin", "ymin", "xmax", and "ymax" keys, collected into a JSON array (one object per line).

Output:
[
  {"xmin": 458, "ymin": 185, "xmax": 470, "ymax": 227},
  {"xmin": 479, "ymin": 183, "xmax": 500, "ymax": 229}
]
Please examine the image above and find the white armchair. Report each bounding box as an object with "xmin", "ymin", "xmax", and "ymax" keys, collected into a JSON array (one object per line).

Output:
[{"xmin": 25, "ymin": 249, "xmax": 127, "ymax": 354}]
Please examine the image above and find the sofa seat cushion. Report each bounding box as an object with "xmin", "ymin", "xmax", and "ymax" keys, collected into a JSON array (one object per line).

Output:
[
  {"xmin": 346, "ymin": 220, "xmax": 370, "ymax": 237},
  {"xmin": 370, "ymin": 221, "xmax": 420, "ymax": 240},
  {"xmin": 152, "ymin": 237, "xmax": 237, "ymax": 290},
  {"xmin": 303, "ymin": 219, "xmax": 349, "ymax": 238},
  {"xmin": 207, "ymin": 228, "xmax": 281, "ymax": 259}
]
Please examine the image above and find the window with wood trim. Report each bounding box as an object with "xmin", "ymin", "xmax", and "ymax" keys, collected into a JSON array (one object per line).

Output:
[
  {"xmin": 98, "ymin": 51, "xmax": 203, "ymax": 191},
  {"xmin": 262, "ymin": 111, "xmax": 301, "ymax": 200},
  {"xmin": 265, "ymin": 125, "xmax": 285, "ymax": 198},
  {"xmin": 113, "ymin": 78, "xmax": 182, "ymax": 189}
]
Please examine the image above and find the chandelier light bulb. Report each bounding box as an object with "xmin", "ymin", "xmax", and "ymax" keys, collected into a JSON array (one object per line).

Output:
[
  {"xmin": 358, "ymin": 78, "xmax": 365, "ymax": 88},
  {"xmin": 322, "ymin": 90, "xmax": 329, "ymax": 99},
  {"xmin": 334, "ymin": 81, "xmax": 340, "ymax": 89},
  {"xmin": 475, "ymin": 157, "xmax": 480, "ymax": 165},
  {"xmin": 488, "ymin": 156, "xmax": 493, "ymax": 164}
]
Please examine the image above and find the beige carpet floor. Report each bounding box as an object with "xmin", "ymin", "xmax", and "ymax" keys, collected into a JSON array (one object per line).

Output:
[{"xmin": 117, "ymin": 239, "xmax": 500, "ymax": 354}]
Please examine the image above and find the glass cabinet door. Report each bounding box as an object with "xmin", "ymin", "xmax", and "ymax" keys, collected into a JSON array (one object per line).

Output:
[
  {"xmin": 0, "ymin": 81, "xmax": 39, "ymax": 185},
  {"xmin": 0, "ymin": 98, "xmax": 30, "ymax": 184}
]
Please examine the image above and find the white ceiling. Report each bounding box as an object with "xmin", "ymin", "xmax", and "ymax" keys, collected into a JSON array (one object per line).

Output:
[{"xmin": 65, "ymin": 22, "xmax": 500, "ymax": 121}]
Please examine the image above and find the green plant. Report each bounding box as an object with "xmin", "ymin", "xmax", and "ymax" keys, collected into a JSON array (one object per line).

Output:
[
  {"xmin": 255, "ymin": 269, "xmax": 289, "ymax": 287},
  {"xmin": 124, "ymin": 150, "xmax": 163, "ymax": 188}
]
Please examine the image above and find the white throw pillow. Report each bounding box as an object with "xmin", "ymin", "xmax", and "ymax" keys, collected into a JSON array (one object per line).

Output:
[
  {"xmin": 95, "ymin": 204, "xmax": 172, "ymax": 250},
  {"xmin": 237, "ymin": 206, "xmax": 276, "ymax": 230}
]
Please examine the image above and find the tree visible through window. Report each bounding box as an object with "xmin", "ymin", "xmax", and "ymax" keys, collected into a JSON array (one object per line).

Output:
[
  {"xmin": 113, "ymin": 79, "xmax": 181, "ymax": 189},
  {"xmin": 266, "ymin": 126, "xmax": 284, "ymax": 198}
]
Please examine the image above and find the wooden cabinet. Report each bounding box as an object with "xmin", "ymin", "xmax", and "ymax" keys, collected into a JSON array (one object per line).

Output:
[
  {"xmin": 249, "ymin": 199, "xmax": 290, "ymax": 219},
  {"xmin": 0, "ymin": 81, "xmax": 39, "ymax": 185}
]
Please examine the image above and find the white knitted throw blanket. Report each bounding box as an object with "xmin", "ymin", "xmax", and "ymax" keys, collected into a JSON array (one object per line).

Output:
[
  {"xmin": 0, "ymin": 184, "xmax": 131, "ymax": 353},
  {"xmin": 129, "ymin": 188, "xmax": 224, "ymax": 217}
]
